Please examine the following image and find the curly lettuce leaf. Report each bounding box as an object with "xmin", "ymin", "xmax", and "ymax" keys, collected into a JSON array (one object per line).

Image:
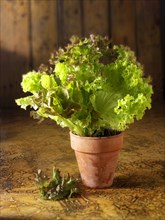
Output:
[
  {"xmin": 16, "ymin": 96, "xmax": 37, "ymax": 110},
  {"xmin": 15, "ymin": 35, "xmax": 153, "ymax": 136},
  {"xmin": 21, "ymin": 71, "xmax": 42, "ymax": 93},
  {"xmin": 41, "ymin": 74, "xmax": 57, "ymax": 90},
  {"xmin": 54, "ymin": 63, "xmax": 68, "ymax": 84}
]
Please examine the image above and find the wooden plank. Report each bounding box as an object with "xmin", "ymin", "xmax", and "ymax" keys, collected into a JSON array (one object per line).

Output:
[
  {"xmin": 31, "ymin": 0, "xmax": 58, "ymax": 69},
  {"xmin": 136, "ymin": 0, "xmax": 163, "ymax": 101},
  {"xmin": 111, "ymin": 0, "xmax": 136, "ymax": 51},
  {"xmin": 62, "ymin": 0, "xmax": 82, "ymax": 46},
  {"xmin": 0, "ymin": 0, "xmax": 30, "ymax": 108},
  {"xmin": 160, "ymin": 0, "xmax": 165, "ymax": 99},
  {"xmin": 83, "ymin": 0, "xmax": 109, "ymax": 37}
]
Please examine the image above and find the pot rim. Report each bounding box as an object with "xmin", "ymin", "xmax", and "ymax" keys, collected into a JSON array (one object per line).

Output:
[
  {"xmin": 70, "ymin": 131, "xmax": 123, "ymax": 153},
  {"xmin": 70, "ymin": 131, "xmax": 123, "ymax": 140}
]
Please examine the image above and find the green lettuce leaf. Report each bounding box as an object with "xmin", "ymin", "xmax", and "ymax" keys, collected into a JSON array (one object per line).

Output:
[
  {"xmin": 15, "ymin": 35, "xmax": 153, "ymax": 136},
  {"xmin": 41, "ymin": 74, "xmax": 57, "ymax": 90},
  {"xmin": 21, "ymin": 71, "xmax": 42, "ymax": 93},
  {"xmin": 16, "ymin": 96, "xmax": 38, "ymax": 110}
]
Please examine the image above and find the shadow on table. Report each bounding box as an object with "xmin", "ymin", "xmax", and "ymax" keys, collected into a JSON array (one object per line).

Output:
[
  {"xmin": 112, "ymin": 172, "xmax": 164, "ymax": 189},
  {"xmin": 0, "ymin": 129, "xmax": 18, "ymax": 142}
]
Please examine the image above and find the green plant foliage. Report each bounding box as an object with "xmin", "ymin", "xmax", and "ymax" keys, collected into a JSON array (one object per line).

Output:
[
  {"xmin": 16, "ymin": 35, "xmax": 153, "ymax": 136},
  {"xmin": 35, "ymin": 167, "xmax": 79, "ymax": 200}
]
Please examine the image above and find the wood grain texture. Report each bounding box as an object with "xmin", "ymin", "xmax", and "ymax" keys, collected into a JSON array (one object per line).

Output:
[
  {"xmin": 83, "ymin": 0, "xmax": 109, "ymax": 37},
  {"xmin": 0, "ymin": 103, "xmax": 165, "ymax": 218},
  {"xmin": 135, "ymin": 0, "xmax": 163, "ymax": 100},
  {"xmin": 31, "ymin": 0, "xmax": 58, "ymax": 69},
  {"xmin": 111, "ymin": 0, "xmax": 136, "ymax": 51},
  {"xmin": 0, "ymin": 0, "xmax": 30, "ymax": 108},
  {"xmin": 160, "ymin": 0, "xmax": 165, "ymax": 99},
  {"xmin": 0, "ymin": 0, "xmax": 164, "ymax": 107},
  {"xmin": 62, "ymin": 0, "xmax": 82, "ymax": 46}
]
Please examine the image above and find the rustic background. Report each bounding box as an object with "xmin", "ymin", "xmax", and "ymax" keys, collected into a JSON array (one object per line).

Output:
[{"xmin": 0, "ymin": 0, "xmax": 164, "ymax": 108}]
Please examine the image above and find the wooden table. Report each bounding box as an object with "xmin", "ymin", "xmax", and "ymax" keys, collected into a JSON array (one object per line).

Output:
[{"xmin": 0, "ymin": 102, "xmax": 165, "ymax": 220}]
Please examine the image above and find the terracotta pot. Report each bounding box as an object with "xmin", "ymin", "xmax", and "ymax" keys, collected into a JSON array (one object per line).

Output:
[{"xmin": 70, "ymin": 132, "xmax": 123, "ymax": 188}]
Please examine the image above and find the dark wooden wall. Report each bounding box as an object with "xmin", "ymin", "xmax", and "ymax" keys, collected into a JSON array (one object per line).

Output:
[{"xmin": 0, "ymin": 0, "xmax": 163, "ymax": 108}]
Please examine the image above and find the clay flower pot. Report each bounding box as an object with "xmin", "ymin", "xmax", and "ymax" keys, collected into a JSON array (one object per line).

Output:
[{"xmin": 70, "ymin": 132, "xmax": 123, "ymax": 189}]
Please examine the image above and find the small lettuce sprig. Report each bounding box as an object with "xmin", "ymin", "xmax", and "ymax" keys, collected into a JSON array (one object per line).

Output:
[
  {"xmin": 16, "ymin": 35, "xmax": 153, "ymax": 136},
  {"xmin": 35, "ymin": 167, "xmax": 79, "ymax": 200}
]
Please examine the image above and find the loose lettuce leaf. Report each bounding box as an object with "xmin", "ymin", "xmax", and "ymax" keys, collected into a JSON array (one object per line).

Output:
[{"xmin": 35, "ymin": 166, "xmax": 79, "ymax": 200}]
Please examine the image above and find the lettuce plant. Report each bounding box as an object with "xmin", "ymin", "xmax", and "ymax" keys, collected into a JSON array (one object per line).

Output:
[
  {"xmin": 35, "ymin": 167, "xmax": 79, "ymax": 200},
  {"xmin": 16, "ymin": 35, "xmax": 153, "ymax": 137}
]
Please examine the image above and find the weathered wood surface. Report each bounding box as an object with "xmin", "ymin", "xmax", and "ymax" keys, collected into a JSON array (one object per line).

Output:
[
  {"xmin": 31, "ymin": 0, "xmax": 58, "ymax": 69},
  {"xmin": 0, "ymin": 102, "xmax": 165, "ymax": 219},
  {"xmin": 136, "ymin": 0, "xmax": 162, "ymax": 100},
  {"xmin": 0, "ymin": 0, "xmax": 30, "ymax": 108},
  {"xmin": 0, "ymin": 0, "xmax": 164, "ymax": 107},
  {"xmin": 83, "ymin": 0, "xmax": 109, "ymax": 36},
  {"xmin": 111, "ymin": 0, "xmax": 136, "ymax": 51},
  {"xmin": 61, "ymin": 0, "xmax": 82, "ymax": 46}
]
